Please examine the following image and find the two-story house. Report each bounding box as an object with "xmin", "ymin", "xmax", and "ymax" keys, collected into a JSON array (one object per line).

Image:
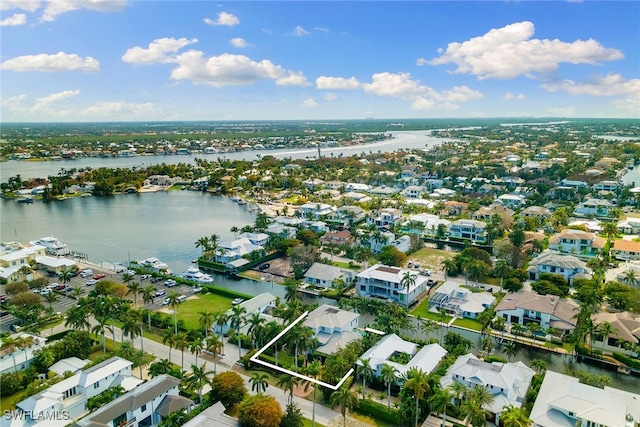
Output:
[
  {"xmin": 472, "ymin": 203, "xmax": 515, "ymax": 221},
  {"xmin": 303, "ymin": 263, "xmax": 354, "ymax": 289},
  {"xmin": 548, "ymin": 229, "xmax": 605, "ymax": 257},
  {"xmin": 527, "ymin": 250, "xmax": 592, "ymax": 283},
  {"xmin": 302, "ymin": 304, "xmax": 361, "ymax": 356},
  {"xmin": 297, "ymin": 203, "xmax": 337, "ymax": 220},
  {"xmin": 366, "ymin": 208, "xmax": 403, "ymax": 229},
  {"xmin": 520, "ymin": 206, "xmax": 551, "ymax": 221},
  {"xmin": 428, "ymin": 281, "xmax": 495, "ymax": 319},
  {"xmin": 494, "ymin": 291, "xmax": 578, "ymax": 336},
  {"xmin": 612, "ymin": 240, "xmax": 640, "ymax": 261},
  {"xmin": 356, "ymin": 264, "xmax": 428, "ymax": 307},
  {"xmin": 573, "ymin": 198, "xmax": 613, "ymax": 218},
  {"xmin": 215, "ymin": 238, "xmax": 265, "ymax": 264},
  {"xmin": 0, "ymin": 333, "xmax": 47, "ymax": 374},
  {"xmin": 448, "ymin": 219, "xmax": 488, "ymax": 244},
  {"xmin": 441, "ymin": 354, "xmax": 535, "ymax": 425},
  {"xmin": 0, "ymin": 242, "xmax": 46, "ymax": 283},
  {"xmin": 401, "ymin": 185, "xmax": 427, "ymax": 199}
]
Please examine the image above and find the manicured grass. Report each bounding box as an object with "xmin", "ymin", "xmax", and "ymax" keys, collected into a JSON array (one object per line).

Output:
[
  {"xmin": 331, "ymin": 261, "xmax": 361, "ymax": 270},
  {"xmin": 173, "ymin": 293, "xmax": 234, "ymax": 330},
  {"xmin": 544, "ymin": 341, "xmax": 574, "ymax": 352},
  {"xmin": 303, "ymin": 419, "xmax": 325, "ymax": 427},
  {"xmin": 0, "ymin": 390, "xmax": 27, "ymax": 411},
  {"xmin": 452, "ymin": 318, "xmax": 483, "ymax": 331},
  {"xmin": 411, "ymin": 300, "xmax": 452, "ymax": 323}
]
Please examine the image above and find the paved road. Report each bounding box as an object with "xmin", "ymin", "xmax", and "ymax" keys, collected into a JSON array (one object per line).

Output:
[{"xmin": 41, "ymin": 321, "xmax": 347, "ymax": 426}]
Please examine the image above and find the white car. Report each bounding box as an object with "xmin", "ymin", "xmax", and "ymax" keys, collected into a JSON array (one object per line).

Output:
[
  {"xmin": 125, "ymin": 270, "xmax": 136, "ymax": 276},
  {"xmin": 86, "ymin": 279, "xmax": 98, "ymax": 286},
  {"xmin": 162, "ymin": 298, "xmax": 171, "ymax": 306},
  {"xmin": 80, "ymin": 269, "xmax": 93, "ymax": 278}
]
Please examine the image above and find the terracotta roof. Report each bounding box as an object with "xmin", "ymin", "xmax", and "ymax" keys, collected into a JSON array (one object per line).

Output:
[{"xmin": 613, "ymin": 240, "xmax": 640, "ymax": 253}]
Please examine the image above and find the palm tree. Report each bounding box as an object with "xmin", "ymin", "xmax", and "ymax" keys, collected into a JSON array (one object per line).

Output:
[
  {"xmin": 276, "ymin": 374, "xmax": 301, "ymax": 405},
  {"xmin": 122, "ymin": 309, "xmax": 143, "ymax": 351},
  {"xmin": 380, "ymin": 363, "xmax": 398, "ymax": 409},
  {"xmin": 230, "ymin": 304, "xmax": 247, "ymax": 359},
  {"xmin": 214, "ymin": 311, "xmax": 228, "ymax": 338},
  {"xmin": 190, "ymin": 337, "xmax": 204, "ymax": 367},
  {"xmin": 428, "ymin": 388, "xmax": 454, "ymax": 427},
  {"xmin": 305, "ymin": 360, "xmax": 322, "ymax": 427},
  {"xmin": 249, "ymin": 372, "xmax": 269, "ymax": 394},
  {"xmin": 503, "ymin": 340, "xmax": 518, "ymax": 361},
  {"xmin": 57, "ymin": 268, "xmax": 74, "ymax": 291},
  {"xmin": 167, "ymin": 291, "xmax": 182, "ymax": 334},
  {"xmin": 623, "ymin": 269, "xmax": 638, "ymax": 286},
  {"xmin": 441, "ymin": 258, "xmax": 457, "ymax": 280},
  {"xmin": 247, "ymin": 312, "xmax": 266, "ymax": 348},
  {"xmin": 468, "ymin": 261, "xmax": 487, "ymax": 287},
  {"xmin": 230, "ymin": 226, "xmax": 239, "ymax": 240},
  {"xmin": 468, "ymin": 384, "xmax": 495, "ymax": 409},
  {"xmin": 209, "ymin": 234, "xmax": 219, "ymax": 262},
  {"xmin": 195, "ymin": 236, "xmax": 210, "ymax": 257},
  {"xmin": 162, "ymin": 328, "xmax": 176, "ymax": 364},
  {"xmin": 159, "ymin": 409, "xmax": 187, "ymax": 427},
  {"xmin": 403, "ymin": 367, "xmax": 430, "ymax": 427},
  {"xmin": 494, "ymin": 259, "xmax": 511, "ymax": 292},
  {"xmin": 92, "ymin": 315, "xmax": 113, "ymax": 353},
  {"xmin": 206, "ymin": 334, "xmax": 223, "ymax": 375},
  {"xmin": 284, "ymin": 280, "xmax": 302, "ymax": 303},
  {"xmin": 142, "ymin": 285, "xmax": 156, "ymax": 330},
  {"xmin": 357, "ymin": 358, "xmax": 374, "ymax": 400},
  {"xmin": 460, "ymin": 399, "xmax": 487, "ymax": 427},
  {"xmin": 186, "ymin": 363, "xmax": 214, "ymax": 405},
  {"xmin": 43, "ymin": 291, "xmax": 56, "ymax": 312},
  {"xmin": 597, "ymin": 321, "xmax": 617, "ymax": 351},
  {"xmin": 400, "ymin": 271, "xmax": 417, "ymax": 309},
  {"xmin": 198, "ymin": 310, "xmax": 215, "ymax": 338},
  {"xmin": 530, "ymin": 359, "xmax": 547, "ymax": 374},
  {"xmin": 65, "ymin": 304, "xmax": 91, "ymax": 331},
  {"xmin": 500, "ymin": 404, "xmax": 532, "ymax": 427},
  {"xmin": 174, "ymin": 332, "xmax": 189, "ymax": 372},
  {"xmin": 449, "ymin": 381, "xmax": 467, "ymax": 411},
  {"xmin": 71, "ymin": 286, "xmax": 84, "ymax": 299},
  {"xmin": 1, "ymin": 337, "xmax": 19, "ymax": 371},
  {"xmin": 330, "ymin": 378, "xmax": 360, "ymax": 427}
]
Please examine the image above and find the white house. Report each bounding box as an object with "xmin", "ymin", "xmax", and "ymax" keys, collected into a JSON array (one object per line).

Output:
[
  {"xmin": 364, "ymin": 231, "xmax": 410, "ymax": 254},
  {"xmin": 215, "ymin": 293, "xmax": 277, "ymax": 335},
  {"xmin": 593, "ymin": 180, "xmax": 619, "ymax": 192},
  {"xmin": 238, "ymin": 232, "xmax": 269, "ymax": 247},
  {"xmin": 366, "ymin": 208, "xmax": 403, "ymax": 229},
  {"xmin": 404, "ymin": 213, "xmax": 451, "ymax": 237},
  {"xmin": 76, "ymin": 374, "xmax": 193, "ymax": 427},
  {"xmin": 613, "ymin": 240, "xmax": 640, "ymax": 261},
  {"xmin": 428, "ymin": 281, "xmax": 495, "ymax": 319},
  {"xmin": 215, "ymin": 238, "xmax": 264, "ymax": 263},
  {"xmin": 401, "ymin": 185, "xmax": 427, "ymax": 199},
  {"xmin": 496, "ymin": 193, "xmax": 526, "ymax": 209},
  {"xmin": 0, "ymin": 333, "xmax": 47, "ymax": 375},
  {"xmin": 298, "ymin": 203, "xmax": 337, "ymax": 219},
  {"xmin": 441, "ymin": 354, "xmax": 534, "ymax": 425},
  {"xmin": 529, "ymin": 370, "xmax": 640, "ymax": 427},
  {"xmin": 548, "ymin": 229, "xmax": 605, "ymax": 257},
  {"xmin": 13, "ymin": 357, "xmax": 142, "ymax": 427},
  {"xmin": 526, "ymin": 250, "xmax": 592, "ymax": 283},
  {"xmin": 303, "ymin": 305, "xmax": 361, "ymax": 355},
  {"xmin": 494, "ymin": 292, "xmax": 578, "ymax": 336},
  {"xmin": 345, "ymin": 183, "xmax": 370, "ymax": 193},
  {"xmin": 356, "ymin": 264, "xmax": 428, "ymax": 307},
  {"xmin": 617, "ymin": 217, "xmax": 640, "ymax": 234},
  {"xmin": 521, "ymin": 206, "xmax": 552, "ymax": 220},
  {"xmin": 356, "ymin": 334, "xmax": 447, "ymax": 382},
  {"xmin": 574, "ymin": 198, "xmax": 613, "ymax": 218},
  {"xmin": 303, "ymin": 263, "xmax": 354, "ymax": 289},
  {"xmin": 448, "ymin": 219, "xmax": 488, "ymax": 244}
]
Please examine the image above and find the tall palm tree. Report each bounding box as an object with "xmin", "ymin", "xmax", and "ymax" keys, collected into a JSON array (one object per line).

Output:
[
  {"xmin": 494, "ymin": 259, "xmax": 511, "ymax": 292},
  {"xmin": 167, "ymin": 291, "xmax": 182, "ymax": 334},
  {"xmin": 92, "ymin": 315, "xmax": 113, "ymax": 353},
  {"xmin": 468, "ymin": 261, "xmax": 487, "ymax": 287},
  {"xmin": 449, "ymin": 381, "xmax": 467, "ymax": 411},
  {"xmin": 503, "ymin": 340, "xmax": 518, "ymax": 361},
  {"xmin": 174, "ymin": 332, "xmax": 189, "ymax": 372},
  {"xmin": 305, "ymin": 360, "xmax": 322, "ymax": 427},
  {"xmin": 190, "ymin": 336, "xmax": 204, "ymax": 367},
  {"xmin": 198, "ymin": 310, "xmax": 215, "ymax": 338},
  {"xmin": 249, "ymin": 372, "xmax": 269, "ymax": 394},
  {"xmin": 65, "ymin": 304, "xmax": 91, "ymax": 331},
  {"xmin": 1, "ymin": 336, "xmax": 19, "ymax": 371},
  {"xmin": 276, "ymin": 374, "xmax": 301, "ymax": 405},
  {"xmin": 330, "ymin": 378, "xmax": 360, "ymax": 427},
  {"xmin": 357, "ymin": 358, "xmax": 374, "ymax": 400},
  {"xmin": 380, "ymin": 363, "xmax": 398, "ymax": 409},
  {"xmin": 162, "ymin": 328, "xmax": 176, "ymax": 364},
  {"xmin": 214, "ymin": 311, "xmax": 228, "ymax": 338},
  {"xmin": 400, "ymin": 271, "xmax": 417, "ymax": 309},
  {"xmin": 530, "ymin": 359, "xmax": 547, "ymax": 374},
  {"xmin": 209, "ymin": 234, "xmax": 219, "ymax": 262},
  {"xmin": 57, "ymin": 268, "xmax": 74, "ymax": 291},
  {"xmin": 186, "ymin": 363, "xmax": 214, "ymax": 405},
  {"xmin": 419, "ymin": 317, "xmax": 437, "ymax": 341},
  {"xmin": 428, "ymin": 388, "xmax": 454, "ymax": 427},
  {"xmin": 195, "ymin": 236, "xmax": 210, "ymax": 257},
  {"xmin": 122, "ymin": 309, "xmax": 142, "ymax": 350},
  {"xmin": 142, "ymin": 285, "xmax": 156, "ymax": 330},
  {"xmin": 247, "ymin": 312, "xmax": 266, "ymax": 348},
  {"xmin": 500, "ymin": 404, "xmax": 532, "ymax": 427},
  {"xmin": 206, "ymin": 334, "xmax": 223, "ymax": 375},
  {"xmin": 441, "ymin": 258, "xmax": 457, "ymax": 280},
  {"xmin": 229, "ymin": 304, "xmax": 247, "ymax": 359},
  {"xmin": 403, "ymin": 367, "xmax": 430, "ymax": 427},
  {"xmin": 460, "ymin": 399, "xmax": 487, "ymax": 427},
  {"xmin": 467, "ymin": 384, "xmax": 495, "ymax": 409},
  {"xmin": 597, "ymin": 321, "xmax": 617, "ymax": 351}
]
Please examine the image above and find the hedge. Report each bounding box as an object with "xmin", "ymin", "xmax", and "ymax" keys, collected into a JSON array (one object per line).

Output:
[
  {"xmin": 612, "ymin": 352, "xmax": 640, "ymax": 370},
  {"xmin": 356, "ymin": 399, "xmax": 401, "ymax": 425},
  {"xmin": 201, "ymin": 284, "xmax": 251, "ymax": 300}
]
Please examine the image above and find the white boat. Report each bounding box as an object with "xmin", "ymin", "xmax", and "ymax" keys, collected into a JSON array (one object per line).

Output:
[
  {"xmin": 139, "ymin": 257, "xmax": 173, "ymax": 275},
  {"xmin": 236, "ymin": 198, "xmax": 247, "ymax": 205},
  {"xmin": 181, "ymin": 267, "xmax": 213, "ymax": 283},
  {"xmin": 31, "ymin": 236, "xmax": 70, "ymax": 256}
]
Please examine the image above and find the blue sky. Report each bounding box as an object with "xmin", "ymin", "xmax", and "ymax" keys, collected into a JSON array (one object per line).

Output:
[{"xmin": 1, "ymin": 1, "xmax": 638, "ymax": 122}]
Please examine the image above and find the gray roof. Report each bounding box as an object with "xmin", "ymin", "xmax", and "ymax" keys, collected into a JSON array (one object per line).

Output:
[
  {"xmin": 49, "ymin": 357, "xmax": 90, "ymax": 376},
  {"xmin": 529, "ymin": 251, "xmax": 588, "ymax": 270},
  {"xmin": 303, "ymin": 304, "xmax": 359, "ymax": 331},
  {"xmin": 155, "ymin": 394, "xmax": 194, "ymax": 417},
  {"xmin": 495, "ymin": 291, "xmax": 578, "ymax": 325},
  {"xmin": 304, "ymin": 263, "xmax": 351, "ymax": 283},
  {"xmin": 183, "ymin": 401, "xmax": 239, "ymax": 427}
]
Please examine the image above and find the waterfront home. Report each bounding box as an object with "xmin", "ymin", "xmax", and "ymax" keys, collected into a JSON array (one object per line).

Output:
[
  {"xmin": 526, "ymin": 250, "xmax": 592, "ymax": 284},
  {"xmin": 14, "ymin": 357, "xmax": 142, "ymax": 427},
  {"xmin": 356, "ymin": 334, "xmax": 447, "ymax": 382},
  {"xmin": 593, "ymin": 180, "xmax": 620, "ymax": 192},
  {"xmin": 0, "ymin": 242, "xmax": 46, "ymax": 283},
  {"xmin": 0, "ymin": 333, "xmax": 47, "ymax": 375},
  {"xmin": 440, "ymin": 353, "xmax": 534, "ymax": 425},
  {"xmin": 238, "ymin": 232, "xmax": 269, "ymax": 247},
  {"xmin": 612, "ymin": 240, "xmax": 640, "ymax": 261},
  {"xmin": 75, "ymin": 374, "xmax": 192, "ymax": 427},
  {"xmin": 320, "ymin": 230, "xmax": 355, "ymax": 248},
  {"xmin": 548, "ymin": 229, "xmax": 605, "ymax": 257},
  {"xmin": 366, "ymin": 208, "xmax": 403, "ymax": 229},
  {"xmin": 356, "ymin": 264, "xmax": 428, "ymax": 307},
  {"xmin": 494, "ymin": 292, "xmax": 578, "ymax": 336},
  {"xmin": 558, "ymin": 179, "xmax": 588, "ymax": 189},
  {"xmin": 573, "ymin": 198, "xmax": 613, "ymax": 218},
  {"xmin": 36, "ymin": 255, "xmax": 77, "ymax": 276},
  {"xmin": 472, "ymin": 203, "xmax": 515, "ymax": 221},
  {"xmin": 590, "ymin": 311, "xmax": 640, "ymax": 353},
  {"xmin": 266, "ymin": 223, "xmax": 297, "ymax": 239},
  {"xmin": 529, "ymin": 370, "xmax": 640, "ymax": 427},
  {"xmin": 403, "ymin": 213, "xmax": 451, "ymax": 237},
  {"xmin": 215, "ymin": 293, "xmax": 277, "ymax": 335},
  {"xmin": 303, "ymin": 304, "xmax": 360, "ymax": 356},
  {"xmin": 298, "ymin": 202, "xmax": 337, "ymax": 220},
  {"xmin": 520, "ymin": 206, "xmax": 552, "ymax": 220},
  {"xmin": 215, "ymin": 238, "xmax": 264, "ymax": 264},
  {"xmin": 448, "ymin": 219, "xmax": 488, "ymax": 244},
  {"xmin": 363, "ymin": 231, "xmax": 411, "ymax": 254},
  {"xmin": 617, "ymin": 217, "xmax": 640, "ymax": 234},
  {"xmin": 428, "ymin": 281, "xmax": 495, "ymax": 319},
  {"xmin": 329, "ymin": 206, "xmax": 366, "ymax": 226},
  {"xmin": 303, "ymin": 263, "xmax": 354, "ymax": 289}
]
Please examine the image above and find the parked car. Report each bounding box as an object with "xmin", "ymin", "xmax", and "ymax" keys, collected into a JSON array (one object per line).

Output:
[
  {"xmin": 164, "ymin": 279, "xmax": 177, "ymax": 287},
  {"xmin": 162, "ymin": 298, "xmax": 171, "ymax": 306},
  {"xmin": 54, "ymin": 283, "xmax": 66, "ymax": 291},
  {"xmin": 0, "ymin": 295, "xmax": 9, "ymax": 303},
  {"xmin": 177, "ymin": 295, "xmax": 188, "ymax": 303},
  {"xmin": 40, "ymin": 288, "xmax": 52, "ymax": 295},
  {"xmin": 125, "ymin": 270, "xmax": 136, "ymax": 276},
  {"xmin": 232, "ymin": 297, "xmax": 244, "ymax": 305},
  {"xmin": 258, "ymin": 263, "xmax": 270, "ymax": 271},
  {"xmin": 192, "ymin": 286, "xmax": 203, "ymax": 294},
  {"xmin": 86, "ymin": 279, "xmax": 98, "ymax": 286},
  {"xmin": 80, "ymin": 269, "xmax": 93, "ymax": 278},
  {"xmin": 155, "ymin": 289, "xmax": 166, "ymax": 297},
  {"xmin": 150, "ymin": 276, "xmax": 163, "ymax": 283},
  {"xmin": 63, "ymin": 286, "xmax": 73, "ymax": 292},
  {"xmin": 141, "ymin": 274, "xmax": 151, "ymax": 280},
  {"xmin": 93, "ymin": 273, "xmax": 106, "ymax": 280}
]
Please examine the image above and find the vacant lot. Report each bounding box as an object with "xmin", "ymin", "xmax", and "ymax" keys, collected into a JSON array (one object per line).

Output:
[
  {"xmin": 159, "ymin": 293, "xmax": 233, "ymax": 330},
  {"xmin": 407, "ymin": 247, "xmax": 455, "ymax": 271}
]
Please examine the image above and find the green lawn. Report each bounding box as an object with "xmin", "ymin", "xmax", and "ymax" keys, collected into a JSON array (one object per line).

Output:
[
  {"xmin": 544, "ymin": 341, "xmax": 574, "ymax": 352},
  {"xmin": 411, "ymin": 300, "xmax": 452, "ymax": 323},
  {"xmin": 303, "ymin": 419, "xmax": 325, "ymax": 427},
  {"xmin": 173, "ymin": 293, "xmax": 234, "ymax": 330},
  {"xmin": 0, "ymin": 390, "xmax": 27, "ymax": 411},
  {"xmin": 452, "ymin": 318, "xmax": 483, "ymax": 331}
]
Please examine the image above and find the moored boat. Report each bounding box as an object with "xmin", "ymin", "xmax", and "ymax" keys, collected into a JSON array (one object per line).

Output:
[{"xmin": 30, "ymin": 236, "xmax": 70, "ymax": 256}]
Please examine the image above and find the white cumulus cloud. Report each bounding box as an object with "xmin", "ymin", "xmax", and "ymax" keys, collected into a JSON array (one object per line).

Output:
[
  {"xmin": 204, "ymin": 11, "xmax": 239, "ymax": 26},
  {"xmin": 504, "ymin": 91, "xmax": 526, "ymax": 100},
  {"xmin": 302, "ymin": 98, "xmax": 317, "ymax": 107},
  {"xmin": 122, "ymin": 37, "xmax": 198, "ymax": 64},
  {"xmin": 291, "ymin": 25, "xmax": 310, "ymax": 36},
  {"xmin": 541, "ymin": 73, "xmax": 640, "ymax": 96},
  {"xmin": 230, "ymin": 38, "xmax": 249, "ymax": 48},
  {"xmin": 316, "ymin": 76, "xmax": 361, "ymax": 90},
  {"xmin": 40, "ymin": 0, "xmax": 128, "ymax": 22},
  {"xmin": 1, "ymin": 13, "xmax": 27, "ymax": 26},
  {"xmin": 425, "ymin": 21, "xmax": 624, "ymax": 80},
  {"xmin": 33, "ymin": 89, "xmax": 80, "ymax": 109},
  {"xmin": 1, "ymin": 0, "xmax": 40, "ymax": 12},
  {"xmin": 1, "ymin": 52, "xmax": 100, "ymax": 72},
  {"xmin": 170, "ymin": 51, "xmax": 309, "ymax": 88}
]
